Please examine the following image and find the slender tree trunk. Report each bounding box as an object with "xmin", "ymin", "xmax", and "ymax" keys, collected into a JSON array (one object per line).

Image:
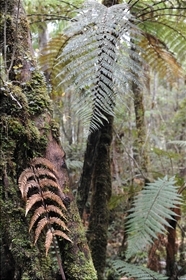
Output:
[
  {"xmin": 76, "ymin": 1, "xmax": 119, "ymax": 278},
  {"xmin": 86, "ymin": 115, "xmax": 113, "ymax": 280},
  {"xmin": 132, "ymin": 81, "xmax": 149, "ymax": 177},
  {"xmin": 77, "ymin": 130, "xmax": 100, "ymax": 218},
  {"xmin": 0, "ymin": 1, "xmax": 97, "ymax": 279},
  {"xmin": 166, "ymin": 207, "xmax": 181, "ymax": 280}
]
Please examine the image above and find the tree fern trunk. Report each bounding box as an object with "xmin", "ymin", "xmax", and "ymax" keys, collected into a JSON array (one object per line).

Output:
[
  {"xmin": 0, "ymin": 1, "xmax": 97, "ymax": 279},
  {"xmin": 166, "ymin": 208, "xmax": 181, "ymax": 280},
  {"xmin": 86, "ymin": 115, "xmax": 113, "ymax": 280},
  {"xmin": 77, "ymin": 130, "xmax": 101, "ymax": 218},
  {"xmin": 77, "ymin": 1, "xmax": 119, "ymax": 278}
]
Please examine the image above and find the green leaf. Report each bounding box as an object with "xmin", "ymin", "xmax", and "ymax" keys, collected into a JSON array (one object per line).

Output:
[
  {"xmin": 126, "ymin": 176, "xmax": 182, "ymax": 260},
  {"xmin": 112, "ymin": 260, "xmax": 168, "ymax": 280}
]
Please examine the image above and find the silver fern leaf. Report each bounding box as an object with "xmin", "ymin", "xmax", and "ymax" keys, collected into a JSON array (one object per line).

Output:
[{"xmin": 55, "ymin": 1, "xmax": 142, "ymax": 132}]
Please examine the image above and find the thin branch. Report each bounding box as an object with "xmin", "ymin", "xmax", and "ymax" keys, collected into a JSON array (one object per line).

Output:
[
  {"xmin": 9, "ymin": 92, "xmax": 22, "ymax": 108},
  {"xmin": 27, "ymin": 14, "xmax": 72, "ymax": 20},
  {"xmin": 58, "ymin": 0, "xmax": 79, "ymax": 10}
]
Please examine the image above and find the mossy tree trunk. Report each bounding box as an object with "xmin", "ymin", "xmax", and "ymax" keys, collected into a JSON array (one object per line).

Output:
[
  {"xmin": 86, "ymin": 114, "xmax": 113, "ymax": 280},
  {"xmin": 132, "ymin": 81, "xmax": 149, "ymax": 177},
  {"xmin": 77, "ymin": 1, "xmax": 119, "ymax": 279},
  {"xmin": 0, "ymin": 1, "xmax": 97, "ymax": 279},
  {"xmin": 77, "ymin": 129, "xmax": 100, "ymax": 218}
]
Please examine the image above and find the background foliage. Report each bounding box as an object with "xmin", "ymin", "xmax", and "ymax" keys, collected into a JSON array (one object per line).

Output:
[{"xmin": 18, "ymin": 0, "xmax": 186, "ymax": 279}]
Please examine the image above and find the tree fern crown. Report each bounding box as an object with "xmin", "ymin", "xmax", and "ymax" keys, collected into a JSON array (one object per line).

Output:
[{"xmin": 54, "ymin": 1, "xmax": 142, "ymax": 131}]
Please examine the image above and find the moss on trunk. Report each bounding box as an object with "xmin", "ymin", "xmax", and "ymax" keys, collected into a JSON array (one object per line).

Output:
[
  {"xmin": 0, "ymin": 1, "xmax": 97, "ymax": 279},
  {"xmin": 132, "ymin": 81, "xmax": 149, "ymax": 177},
  {"xmin": 86, "ymin": 115, "xmax": 113, "ymax": 280}
]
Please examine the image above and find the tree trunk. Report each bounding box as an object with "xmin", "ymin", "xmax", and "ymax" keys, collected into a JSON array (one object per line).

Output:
[
  {"xmin": 86, "ymin": 115, "xmax": 113, "ymax": 280},
  {"xmin": 165, "ymin": 207, "xmax": 181, "ymax": 280},
  {"xmin": 0, "ymin": 1, "xmax": 97, "ymax": 279},
  {"xmin": 76, "ymin": 1, "xmax": 118, "ymax": 278},
  {"xmin": 132, "ymin": 81, "xmax": 149, "ymax": 177},
  {"xmin": 77, "ymin": 129, "xmax": 100, "ymax": 218}
]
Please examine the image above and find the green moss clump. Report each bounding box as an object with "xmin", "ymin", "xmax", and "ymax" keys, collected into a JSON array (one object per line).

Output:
[
  {"xmin": 8, "ymin": 118, "xmax": 26, "ymax": 138},
  {"xmin": 50, "ymin": 119, "xmax": 60, "ymax": 142},
  {"xmin": 24, "ymin": 71, "xmax": 53, "ymax": 115},
  {"xmin": 0, "ymin": 84, "xmax": 29, "ymax": 119}
]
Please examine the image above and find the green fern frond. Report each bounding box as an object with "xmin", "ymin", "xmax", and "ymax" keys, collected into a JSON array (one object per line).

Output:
[
  {"xmin": 112, "ymin": 259, "xmax": 168, "ymax": 280},
  {"xmin": 168, "ymin": 140, "xmax": 186, "ymax": 148},
  {"xmin": 125, "ymin": 176, "xmax": 182, "ymax": 260},
  {"xmin": 25, "ymin": 0, "xmax": 80, "ymax": 24},
  {"xmin": 133, "ymin": 1, "xmax": 186, "ymax": 81},
  {"xmin": 39, "ymin": 34, "xmax": 69, "ymax": 94},
  {"xmin": 131, "ymin": 0, "xmax": 186, "ymax": 21}
]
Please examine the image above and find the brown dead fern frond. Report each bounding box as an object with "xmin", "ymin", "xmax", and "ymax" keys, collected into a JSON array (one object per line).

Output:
[
  {"xmin": 42, "ymin": 190, "xmax": 66, "ymax": 210},
  {"xmin": 18, "ymin": 157, "xmax": 72, "ymax": 259},
  {"xmin": 31, "ymin": 157, "xmax": 59, "ymax": 179},
  {"xmin": 29, "ymin": 205, "xmax": 47, "ymax": 232},
  {"xmin": 45, "ymin": 229, "xmax": 72, "ymax": 256},
  {"xmin": 18, "ymin": 168, "xmax": 36, "ymax": 199},
  {"xmin": 34, "ymin": 217, "xmax": 49, "ymax": 244},
  {"xmin": 45, "ymin": 229, "xmax": 54, "ymax": 256},
  {"xmin": 49, "ymin": 217, "xmax": 69, "ymax": 231},
  {"xmin": 39, "ymin": 178, "xmax": 60, "ymax": 190},
  {"xmin": 25, "ymin": 193, "xmax": 43, "ymax": 216},
  {"xmin": 20, "ymin": 179, "xmax": 39, "ymax": 201},
  {"xmin": 29, "ymin": 205, "xmax": 67, "ymax": 232},
  {"xmin": 34, "ymin": 167, "xmax": 58, "ymax": 182}
]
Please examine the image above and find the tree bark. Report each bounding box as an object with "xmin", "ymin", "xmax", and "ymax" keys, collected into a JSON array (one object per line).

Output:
[
  {"xmin": 86, "ymin": 115, "xmax": 113, "ymax": 280},
  {"xmin": 76, "ymin": 1, "xmax": 119, "ymax": 278},
  {"xmin": 0, "ymin": 1, "xmax": 97, "ymax": 279},
  {"xmin": 77, "ymin": 129, "xmax": 100, "ymax": 218},
  {"xmin": 132, "ymin": 81, "xmax": 149, "ymax": 177}
]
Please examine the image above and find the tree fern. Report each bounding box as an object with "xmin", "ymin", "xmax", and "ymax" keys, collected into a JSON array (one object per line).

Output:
[
  {"xmin": 130, "ymin": 0, "xmax": 186, "ymax": 81},
  {"xmin": 44, "ymin": 1, "xmax": 143, "ymax": 131},
  {"xmin": 39, "ymin": 0, "xmax": 186, "ymax": 132},
  {"xmin": 112, "ymin": 259, "xmax": 168, "ymax": 280},
  {"xmin": 125, "ymin": 176, "xmax": 182, "ymax": 260}
]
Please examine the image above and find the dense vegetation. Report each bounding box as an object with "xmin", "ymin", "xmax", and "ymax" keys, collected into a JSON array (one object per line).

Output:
[{"xmin": 1, "ymin": 0, "xmax": 186, "ymax": 279}]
